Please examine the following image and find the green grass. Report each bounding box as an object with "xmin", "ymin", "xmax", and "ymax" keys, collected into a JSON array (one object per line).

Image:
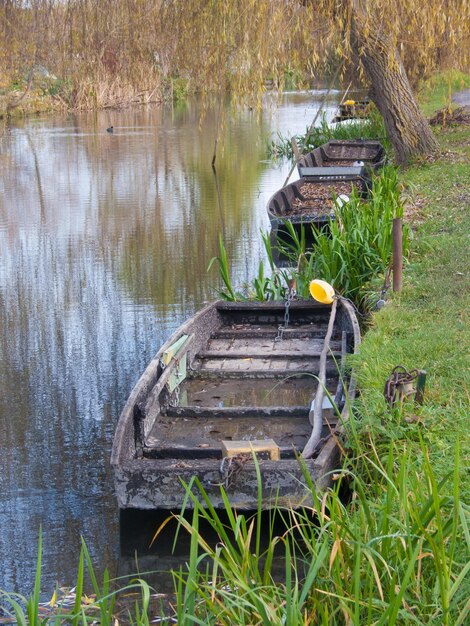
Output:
[
  {"xmin": 417, "ymin": 70, "xmax": 470, "ymax": 116},
  {"xmin": 354, "ymin": 121, "xmax": 470, "ymax": 506},
  {"xmin": 164, "ymin": 437, "xmax": 469, "ymax": 625}
]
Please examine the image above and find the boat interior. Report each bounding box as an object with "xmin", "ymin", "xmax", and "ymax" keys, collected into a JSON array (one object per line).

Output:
[{"xmin": 140, "ymin": 303, "xmax": 351, "ymax": 462}]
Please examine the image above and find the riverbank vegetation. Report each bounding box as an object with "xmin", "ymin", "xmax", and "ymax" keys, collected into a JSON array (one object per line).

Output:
[
  {"xmin": 164, "ymin": 80, "xmax": 470, "ymax": 623},
  {"xmin": 209, "ymin": 165, "xmax": 408, "ymax": 309},
  {"xmin": 267, "ymin": 108, "xmax": 390, "ymax": 160}
]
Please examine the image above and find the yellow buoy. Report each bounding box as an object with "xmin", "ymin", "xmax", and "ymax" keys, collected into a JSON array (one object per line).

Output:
[{"xmin": 309, "ymin": 279, "xmax": 335, "ymax": 304}]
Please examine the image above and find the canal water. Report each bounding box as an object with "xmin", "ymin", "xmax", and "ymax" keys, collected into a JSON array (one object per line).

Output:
[{"xmin": 0, "ymin": 91, "xmax": 339, "ymax": 596}]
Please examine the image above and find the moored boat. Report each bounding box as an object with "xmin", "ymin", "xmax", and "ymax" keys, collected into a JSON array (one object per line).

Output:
[
  {"xmin": 111, "ymin": 298, "xmax": 360, "ymax": 510},
  {"xmin": 330, "ymin": 99, "xmax": 372, "ymax": 123},
  {"xmin": 297, "ymin": 139, "xmax": 386, "ymax": 173},
  {"xmin": 266, "ymin": 167, "xmax": 370, "ymax": 232}
]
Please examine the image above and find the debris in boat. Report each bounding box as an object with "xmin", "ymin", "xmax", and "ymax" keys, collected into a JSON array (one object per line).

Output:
[{"xmin": 291, "ymin": 180, "xmax": 362, "ymax": 216}]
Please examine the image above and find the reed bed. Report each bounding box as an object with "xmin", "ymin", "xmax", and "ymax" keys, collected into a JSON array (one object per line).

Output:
[
  {"xmin": 0, "ymin": 536, "xmax": 156, "ymax": 626},
  {"xmin": 165, "ymin": 434, "xmax": 469, "ymax": 625},
  {"xmin": 0, "ymin": 0, "xmax": 167, "ymax": 110}
]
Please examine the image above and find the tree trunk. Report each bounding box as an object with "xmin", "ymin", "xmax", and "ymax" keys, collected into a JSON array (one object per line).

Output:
[{"xmin": 351, "ymin": 13, "xmax": 439, "ymax": 164}]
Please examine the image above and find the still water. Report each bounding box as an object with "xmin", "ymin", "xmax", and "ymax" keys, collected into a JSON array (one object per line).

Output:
[{"xmin": 0, "ymin": 91, "xmax": 339, "ymax": 595}]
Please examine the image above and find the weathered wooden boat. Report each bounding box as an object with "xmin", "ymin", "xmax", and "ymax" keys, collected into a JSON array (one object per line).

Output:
[
  {"xmin": 111, "ymin": 299, "xmax": 360, "ymax": 510},
  {"xmin": 330, "ymin": 99, "xmax": 372, "ymax": 124},
  {"xmin": 297, "ymin": 139, "xmax": 386, "ymax": 173},
  {"xmin": 266, "ymin": 167, "xmax": 370, "ymax": 232}
]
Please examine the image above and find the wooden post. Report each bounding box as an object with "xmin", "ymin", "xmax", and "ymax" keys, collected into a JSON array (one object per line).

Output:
[
  {"xmin": 291, "ymin": 138, "xmax": 300, "ymax": 163},
  {"xmin": 392, "ymin": 217, "xmax": 403, "ymax": 292}
]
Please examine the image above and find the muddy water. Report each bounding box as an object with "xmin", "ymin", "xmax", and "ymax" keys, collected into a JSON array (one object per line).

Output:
[{"xmin": 0, "ymin": 92, "xmax": 339, "ymax": 596}]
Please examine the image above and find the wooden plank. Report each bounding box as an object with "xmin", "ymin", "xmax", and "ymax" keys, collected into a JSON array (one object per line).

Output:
[
  {"xmin": 222, "ymin": 439, "xmax": 280, "ymax": 460},
  {"xmin": 214, "ymin": 326, "xmax": 331, "ymax": 339},
  {"xmin": 165, "ymin": 405, "xmax": 309, "ymax": 419},
  {"xmin": 200, "ymin": 336, "xmax": 342, "ymax": 358},
  {"xmin": 143, "ymin": 445, "xmax": 300, "ymax": 460},
  {"xmin": 114, "ymin": 456, "xmax": 328, "ymax": 510},
  {"xmin": 195, "ymin": 355, "xmax": 340, "ymax": 374},
  {"xmin": 162, "ymin": 334, "xmax": 190, "ymax": 366},
  {"xmin": 166, "ymin": 405, "xmax": 310, "ymax": 419},
  {"xmin": 216, "ymin": 300, "xmax": 330, "ymax": 312},
  {"xmin": 190, "ymin": 361, "xmax": 341, "ymax": 378}
]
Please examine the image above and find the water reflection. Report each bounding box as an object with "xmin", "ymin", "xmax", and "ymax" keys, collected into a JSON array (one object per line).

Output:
[{"xmin": 0, "ymin": 93, "xmax": 338, "ymax": 595}]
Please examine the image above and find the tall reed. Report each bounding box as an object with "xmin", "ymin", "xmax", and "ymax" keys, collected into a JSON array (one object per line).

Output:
[
  {"xmin": 168, "ymin": 439, "xmax": 470, "ymax": 625},
  {"xmin": 0, "ymin": 535, "xmax": 157, "ymax": 626}
]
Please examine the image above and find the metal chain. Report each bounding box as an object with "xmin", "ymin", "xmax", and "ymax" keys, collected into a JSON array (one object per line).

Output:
[
  {"xmin": 274, "ymin": 284, "xmax": 295, "ymax": 343},
  {"xmin": 384, "ymin": 365, "xmax": 426, "ymax": 407},
  {"xmin": 169, "ymin": 384, "xmax": 180, "ymax": 407},
  {"xmin": 212, "ymin": 454, "xmax": 250, "ymax": 489}
]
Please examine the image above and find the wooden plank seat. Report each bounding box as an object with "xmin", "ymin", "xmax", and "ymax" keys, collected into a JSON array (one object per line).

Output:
[
  {"xmin": 165, "ymin": 405, "xmax": 310, "ymax": 419},
  {"xmin": 143, "ymin": 414, "xmax": 338, "ymax": 460},
  {"xmin": 197, "ymin": 336, "xmax": 343, "ymax": 359},
  {"xmin": 191, "ymin": 356, "xmax": 342, "ymax": 376},
  {"xmin": 214, "ymin": 324, "xmax": 332, "ymax": 340}
]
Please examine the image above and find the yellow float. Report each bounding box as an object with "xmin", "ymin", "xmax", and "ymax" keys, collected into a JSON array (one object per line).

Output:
[{"xmin": 309, "ymin": 279, "xmax": 335, "ymax": 304}]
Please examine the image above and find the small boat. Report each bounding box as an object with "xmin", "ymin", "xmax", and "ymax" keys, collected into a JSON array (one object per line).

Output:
[
  {"xmin": 297, "ymin": 139, "xmax": 386, "ymax": 173},
  {"xmin": 330, "ymin": 99, "xmax": 372, "ymax": 124},
  {"xmin": 111, "ymin": 299, "xmax": 360, "ymax": 510},
  {"xmin": 266, "ymin": 167, "xmax": 370, "ymax": 232}
]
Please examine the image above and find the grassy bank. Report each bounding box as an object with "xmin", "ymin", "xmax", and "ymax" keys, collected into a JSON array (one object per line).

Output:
[{"xmin": 355, "ymin": 115, "xmax": 470, "ymax": 501}]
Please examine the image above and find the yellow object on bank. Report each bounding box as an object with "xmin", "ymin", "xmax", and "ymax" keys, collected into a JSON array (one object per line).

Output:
[
  {"xmin": 309, "ymin": 279, "xmax": 335, "ymax": 304},
  {"xmin": 344, "ymin": 99, "xmax": 355, "ymax": 106}
]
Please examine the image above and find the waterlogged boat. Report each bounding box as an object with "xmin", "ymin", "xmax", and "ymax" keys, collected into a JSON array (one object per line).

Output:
[
  {"xmin": 111, "ymin": 299, "xmax": 360, "ymax": 510},
  {"xmin": 266, "ymin": 167, "xmax": 370, "ymax": 232},
  {"xmin": 297, "ymin": 139, "xmax": 386, "ymax": 173}
]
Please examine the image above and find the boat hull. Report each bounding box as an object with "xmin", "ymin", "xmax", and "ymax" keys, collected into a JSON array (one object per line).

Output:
[
  {"xmin": 297, "ymin": 139, "xmax": 386, "ymax": 173},
  {"xmin": 111, "ymin": 300, "xmax": 360, "ymax": 510}
]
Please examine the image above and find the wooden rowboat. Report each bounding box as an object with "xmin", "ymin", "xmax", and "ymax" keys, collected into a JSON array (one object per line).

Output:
[
  {"xmin": 111, "ymin": 299, "xmax": 360, "ymax": 510},
  {"xmin": 297, "ymin": 139, "xmax": 386, "ymax": 173},
  {"xmin": 266, "ymin": 167, "xmax": 370, "ymax": 232}
]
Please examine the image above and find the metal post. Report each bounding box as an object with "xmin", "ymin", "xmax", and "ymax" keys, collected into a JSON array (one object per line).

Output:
[
  {"xmin": 393, "ymin": 217, "xmax": 403, "ymax": 292},
  {"xmin": 415, "ymin": 370, "xmax": 427, "ymax": 405}
]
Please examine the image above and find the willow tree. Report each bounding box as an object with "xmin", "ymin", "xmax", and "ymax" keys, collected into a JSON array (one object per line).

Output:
[{"xmin": 158, "ymin": 0, "xmax": 470, "ymax": 163}]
